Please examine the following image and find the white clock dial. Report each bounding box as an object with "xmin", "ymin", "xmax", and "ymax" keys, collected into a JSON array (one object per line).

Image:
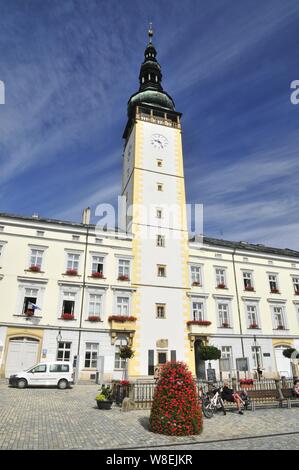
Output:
[{"xmin": 150, "ymin": 134, "xmax": 168, "ymax": 150}]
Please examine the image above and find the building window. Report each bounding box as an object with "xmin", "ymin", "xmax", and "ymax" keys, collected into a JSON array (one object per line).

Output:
[
  {"xmin": 118, "ymin": 259, "xmax": 130, "ymax": 279},
  {"xmin": 247, "ymin": 305, "xmax": 258, "ymax": 328},
  {"xmin": 84, "ymin": 343, "xmax": 98, "ymax": 368},
  {"xmin": 243, "ymin": 271, "xmax": 254, "ymax": 290},
  {"xmin": 67, "ymin": 253, "xmax": 80, "ymax": 271},
  {"xmin": 95, "ymin": 238, "xmax": 103, "ymax": 244},
  {"xmin": 252, "ymin": 346, "xmax": 263, "ymax": 369},
  {"xmin": 0, "ymin": 226, "xmax": 4, "ymax": 232},
  {"xmin": 191, "ymin": 266, "xmax": 201, "ymax": 285},
  {"xmin": 116, "ymin": 296, "xmax": 129, "ymax": 316},
  {"xmin": 88, "ymin": 294, "xmax": 102, "ymax": 317},
  {"xmin": 156, "ymin": 209, "xmax": 163, "ymax": 219},
  {"xmin": 157, "ymin": 159, "xmax": 163, "ymax": 167},
  {"xmin": 36, "ymin": 230, "xmax": 44, "ymax": 237},
  {"xmin": 30, "ymin": 248, "xmax": 44, "ymax": 269},
  {"xmin": 62, "ymin": 292, "xmax": 75, "ymax": 315},
  {"xmin": 92, "ymin": 256, "xmax": 104, "ymax": 275},
  {"xmin": 57, "ymin": 342, "xmax": 71, "ymax": 361},
  {"xmin": 272, "ymin": 306, "xmax": 285, "ymax": 329},
  {"xmin": 114, "ymin": 338, "xmax": 127, "ymax": 370},
  {"xmin": 156, "ymin": 304, "xmax": 166, "ymax": 318},
  {"xmin": 157, "ymin": 265, "xmax": 166, "ymax": 277},
  {"xmin": 216, "ymin": 268, "xmax": 226, "ymax": 287},
  {"xmin": 292, "ymin": 277, "xmax": 299, "ymax": 294},
  {"xmin": 157, "ymin": 183, "xmax": 163, "ymax": 192},
  {"xmin": 22, "ymin": 288, "xmax": 38, "ymax": 315},
  {"xmin": 156, "ymin": 235, "xmax": 165, "ymax": 247},
  {"xmin": 221, "ymin": 346, "xmax": 232, "ymax": 358},
  {"xmin": 158, "ymin": 352, "xmax": 167, "ymax": 365},
  {"xmin": 72, "ymin": 235, "xmax": 80, "ymax": 241},
  {"xmin": 0, "ymin": 244, "xmax": 3, "ymax": 258},
  {"xmin": 218, "ymin": 303, "xmax": 230, "ymax": 327},
  {"xmin": 269, "ymin": 274, "xmax": 279, "ymax": 292},
  {"xmin": 192, "ymin": 302, "xmax": 204, "ymax": 321}
]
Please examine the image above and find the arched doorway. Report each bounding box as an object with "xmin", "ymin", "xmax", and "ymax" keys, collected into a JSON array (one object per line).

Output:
[
  {"xmin": 274, "ymin": 345, "xmax": 292, "ymax": 378},
  {"xmin": 5, "ymin": 337, "xmax": 39, "ymax": 378},
  {"xmin": 195, "ymin": 338, "xmax": 206, "ymax": 379}
]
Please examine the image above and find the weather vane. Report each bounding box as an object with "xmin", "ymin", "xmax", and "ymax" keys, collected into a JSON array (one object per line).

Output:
[{"xmin": 148, "ymin": 22, "xmax": 153, "ymax": 42}]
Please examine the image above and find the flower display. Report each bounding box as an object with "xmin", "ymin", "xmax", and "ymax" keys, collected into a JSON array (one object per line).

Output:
[
  {"xmin": 186, "ymin": 320, "xmax": 211, "ymax": 326},
  {"xmin": 245, "ymin": 286, "xmax": 254, "ymax": 291},
  {"xmin": 119, "ymin": 380, "xmax": 130, "ymax": 386},
  {"xmin": 222, "ymin": 322, "xmax": 229, "ymax": 328},
  {"xmin": 249, "ymin": 323, "xmax": 258, "ymax": 329},
  {"xmin": 61, "ymin": 313, "xmax": 74, "ymax": 320},
  {"xmin": 25, "ymin": 310, "xmax": 34, "ymax": 317},
  {"xmin": 29, "ymin": 265, "xmax": 41, "ymax": 272},
  {"xmin": 192, "ymin": 281, "xmax": 201, "ymax": 287},
  {"xmin": 91, "ymin": 272, "xmax": 104, "ymax": 278},
  {"xmin": 271, "ymin": 288, "xmax": 280, "ymax": 294},
  {"xmin": 239, "ymin": 379, "xmax": 254, "ymax": 385},
  {"xmin": 108, "ymin": 315, "xmax": 136, "ymax": 323},
  {"xmin": 217, "ymin": 283, "xmax": 226, "ymax": 289},
  {"xmin": 88, "ymin": 316, "xmax": 101, "ymax": 322},
  {"xmin": 149, "ymin": 361, "xmax": 202, "ymax": 436},
  {"xmin": 118, "ymin": 274, "xmax": 129, "ymax": 281},
  {"xmin": 65, "ymin": 269, "xmax": 78, "ymax": 276}
]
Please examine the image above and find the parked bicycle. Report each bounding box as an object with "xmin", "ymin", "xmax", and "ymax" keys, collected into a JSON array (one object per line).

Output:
[{"xmin": 199, "ymin": 386, "xmax": 226, "ymax": 418}]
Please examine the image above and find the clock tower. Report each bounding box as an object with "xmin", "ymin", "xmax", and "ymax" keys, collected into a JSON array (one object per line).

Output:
[{"xmin": 122, "ymin": 27, "xmax": 192, "ymax": 377}]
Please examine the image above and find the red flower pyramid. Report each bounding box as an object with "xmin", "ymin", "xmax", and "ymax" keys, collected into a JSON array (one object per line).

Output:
[{"xmin": 149, "ymin": 361, "xmax": 202, "ymax": 436}]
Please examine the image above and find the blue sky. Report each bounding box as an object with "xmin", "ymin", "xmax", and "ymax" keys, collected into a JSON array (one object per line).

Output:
[{"xmin": 0, "ymin": 0, "xmax": 299, "ymax": 249}]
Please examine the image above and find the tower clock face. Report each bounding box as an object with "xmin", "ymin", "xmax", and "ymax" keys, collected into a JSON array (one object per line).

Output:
[{"xmin": 150, "ymin": 134, "xmax": 168, "ymax": 150}]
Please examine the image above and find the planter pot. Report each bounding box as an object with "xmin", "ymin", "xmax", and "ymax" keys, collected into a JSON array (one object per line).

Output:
[
  {"xmin": 240, "ymin": 383, "xmax": 254, "ymax": 389},
  {"xmin": 96, "ymin": 400, "xmax": 113, "ymax": 410}
]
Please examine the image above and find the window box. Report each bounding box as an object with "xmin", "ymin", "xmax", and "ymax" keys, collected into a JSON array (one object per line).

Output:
[
  {"xmin": 25, "ymin": 310, "xmax": 34, "ymax": 317},
  {"xmin": 61, "ymin": 313, "xmax": 75, "ymax": 320},
  {"xmin": 65, "ymin": 269, "xmax": 78, "ymax": 276},
  {"xmin": 29, "ymin": 265, "xmax": 41, "ymax": 272},
  {"xmin": 239, "ymin": 379, "xmax": 254, "ymax": 389},
  {"xmin": 249, "ymin": 323, "xmax": 259, "ymax": 329},
  {"xmin": 217, "ymin": 283, "xmax": 226, "ymax": 289},
  {"xmin": 276, "ymin": 325, "xmax": 285, "ymax": 330},
  {"xmin": 118, "ymin": 275, "xmax": 129, "ymax": 281},
  {"xmin": 88, "ymin": 315, "xmax": 101, "ymax": 322},
  {"xmin": 270, "ymin": 288, "xmax": 280, "ymax": 294},
  {"xmin": 108, "ymin": 315, "xmax": 136, "ymax": 323},
  {"xmin": 91, "ymin": 272, "xmax": 104, "ymax": 279},
  {"xmin": 245, "ymin": 286, "xmax": 254, "ymax": 292},
  {"xmin": 192, "ymin": 281, "xmax": 201, "ymax": 287},
  {"xmin": 222, "ymin": 322, "xmax": 230, "ymax": 328},
  {"xmin": 187, "ymin": 320, "xmax": 211, "ymax": 326},
  {"xmin": 295, "ymin": 291, "xmax": 299, "ymax": 296}
]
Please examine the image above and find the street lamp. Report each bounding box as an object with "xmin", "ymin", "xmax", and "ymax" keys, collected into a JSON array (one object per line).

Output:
[
  {"xmin": 253, "ymin": 334, "xmax": 262, "ymax": 381},
  {"xmin": 56, "ymin": 329, "xmax": 62, "ymax": 343}
]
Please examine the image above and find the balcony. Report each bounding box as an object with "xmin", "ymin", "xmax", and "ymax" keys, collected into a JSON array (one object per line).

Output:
[
  {"xmin": 108, "ymin": 315, "xmax": 136, "ymax": 331},
  {"xmin": 186, "ymin": 320, "xmax": 212, "ymax": 334}
]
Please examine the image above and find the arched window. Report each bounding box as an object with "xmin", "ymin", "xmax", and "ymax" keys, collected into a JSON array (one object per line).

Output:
[{"xmin": 114, "ymin": 336, "xmax": 127, "ymax": 370}]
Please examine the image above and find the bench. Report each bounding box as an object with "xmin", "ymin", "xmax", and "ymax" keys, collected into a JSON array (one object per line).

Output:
[
  {"xmin": 281, "ymin": 388, "xmax": 299, "ymax": 408},
  {"xmin": 245, "ymin": 389, "xmax": 284, "ymax": 411}
]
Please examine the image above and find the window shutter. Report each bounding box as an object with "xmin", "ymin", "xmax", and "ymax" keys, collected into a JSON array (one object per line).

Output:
[
  {"xmin": 171, "ymin": 350, "xmax": 176, "ymax": 362},
  {"xmin": 148, "ymin": 350, "xmax": 154, "ymax": 375}
]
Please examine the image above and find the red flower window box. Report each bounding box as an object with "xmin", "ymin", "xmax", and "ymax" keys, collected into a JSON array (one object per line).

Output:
[
  {"xmin": 25, "ymin": 310, "xmax": 34, "ymax": 317},
  {"xmin": 295, "ymin": 290, "xmax": 299, "ymax": 296},
  {"xmin": 271, "ymin": 288, "xmax": 280, "ymax": 294},
  {"xmin": 192, "ymin": 281, "xmax": 201, "ymax": 287},
  {"xmin": 120, "ymin": 380, "xmax": 130, "ymax": 386},
  {"xmin": 65, "ymin": 269, "xmax": 78, "ymax": 276},
  {"xmin": 245, "ymin": 286, "xmax": 254, "ymax": 291},
  {"xmin": 222, "ymin": 322, "xmax": 229, "ymax": 328},
  {"xmin": 249, "ymin": 323, "xmax": 258, "ymax": 329},
  {"xmin": 29, "ymin": 265, "xmax": 41, "ymax": 272},
  {"xmin": 108, "ymin": 315, "xmax": 136, "ymax": 323},
  {"xmin": 187, "ymin": 320, "xmax": 211, "ymax": 326},
  {"xmin": 118, "ymin": 275, "xmax": 129, "ymax": 281},
  {"xmin": 61, "ymin": 313, "xmax": 75, "ymax": 320},
  {"xmin": 277, "ymin": 325, "xmax": 285, "ymax": 330},
  {"xmin": 239, "ymin": 379, "xmax": 254, "ymax": 385},
  {"xmin": 91, "ymin": 272, "xmax": 103, "ymax": 278},
  {"xmin": 88, "ymin": 316, "xmax": 101, "ymax": 322},
  {"xmin": 217, "ymin": 283, "xmax": 226, "ymax": 289}
]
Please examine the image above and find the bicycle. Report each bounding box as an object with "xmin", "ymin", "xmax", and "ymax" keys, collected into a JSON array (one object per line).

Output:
[{"xmin": 199, "ymin": 386, "xmax": 226, "ymax": 418}]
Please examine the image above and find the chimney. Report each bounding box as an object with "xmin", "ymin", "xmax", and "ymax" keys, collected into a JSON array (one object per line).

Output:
[{"xmin": 82, "ymin": 207, "xmax": 91, "ymax": 225}]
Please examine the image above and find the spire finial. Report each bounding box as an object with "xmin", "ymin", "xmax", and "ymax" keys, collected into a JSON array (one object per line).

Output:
[{"xmin": 148, "ymin": 22, "xmax": 153, "ymax": 43}]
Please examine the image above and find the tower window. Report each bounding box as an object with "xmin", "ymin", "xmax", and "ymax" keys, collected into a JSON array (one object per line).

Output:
[
  {"xmin": 157, "ymin": 265, "xmax": 166, "ymax": 277},
  {"xmin": 157, "ymin": 183, "xmax": 163, "ymax": 192},
  {"xmin": 156, "ymin": 235, "xmax": 165, "ymax": 247},
  {"xmin": 156, "ymin": 209, "xmax": 163, "ymax": 219},
  {"xmin": 157, "ymin": 159, "xmax": 163, "ymax": 167},
  {"xmin": 156, "ymin": 304, "xmax": 166, "ymax": 319}
]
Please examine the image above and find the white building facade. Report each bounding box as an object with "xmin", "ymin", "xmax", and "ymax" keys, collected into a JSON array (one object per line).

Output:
[{"xmin": 0, "ymin": 31, "xmax": 299, "ymax": 381}]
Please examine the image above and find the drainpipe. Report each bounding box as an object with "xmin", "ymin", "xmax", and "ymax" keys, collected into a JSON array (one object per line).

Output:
[
  {"xmin": 232, "ymin": 248, "xmax": 245, "ymax": 358},
  {"xmin": 76, "ymin": 209, "xmax": 91, "ymax": 380}
]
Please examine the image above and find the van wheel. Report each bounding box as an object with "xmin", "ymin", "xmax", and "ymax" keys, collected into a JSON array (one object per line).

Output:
[
  {"xmin": 17, "ymin": 379, "xmax": 27, "ymax": 389},
  {"xmin": 58, "ymin": 379, "xmax": 68, "ymax": 390}
]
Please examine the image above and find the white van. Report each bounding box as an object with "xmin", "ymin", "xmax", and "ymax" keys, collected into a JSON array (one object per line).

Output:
[{"xmin": 8, "ymin": 362, "xmax": 74, "ymax": 389}]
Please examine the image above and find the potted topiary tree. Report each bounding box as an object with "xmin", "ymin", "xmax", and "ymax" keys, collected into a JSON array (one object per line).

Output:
[
  {"xmin": 149, "ymin": 361, "xmax": 202, "ymax": 436},
  {"xmin": 95, "ymin": 385, "xmax": 113, "ymax": 410},
  {"xmin": 198, "ymin": 345, "xmax": 221, "ymax": 373},
  {"xmin": 119, "ymin": 345, "xmax": 134, "ymax": 381}
]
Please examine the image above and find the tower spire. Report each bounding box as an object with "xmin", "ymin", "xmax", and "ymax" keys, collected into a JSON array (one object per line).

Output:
[{"xmin": 148, "ymin": 22, "xmax": 153, "ymax": 43}]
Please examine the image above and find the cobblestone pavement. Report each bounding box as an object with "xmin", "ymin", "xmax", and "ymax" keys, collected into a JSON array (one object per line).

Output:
[{"xmin": 0, "ymin": 381, "xmax": 298, "ymax": 450}]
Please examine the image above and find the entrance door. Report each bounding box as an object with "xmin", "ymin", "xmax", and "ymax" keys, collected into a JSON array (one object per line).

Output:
[
  {"xmin": 274, "ymin": 346, "xmax": 292, "ymax": 377},
  {"xmin": 195, "ymin": 339, "xmax": 206, "ymax": 379},
  {"xmin": 5, "ymin": 337, "xmax": 39, "ymax": 378}
]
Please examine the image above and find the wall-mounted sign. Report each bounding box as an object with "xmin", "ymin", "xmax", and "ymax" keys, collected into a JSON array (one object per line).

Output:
[{"xmin": 236, "ymin": 357, "xmax": 249, "ymax": 371}]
